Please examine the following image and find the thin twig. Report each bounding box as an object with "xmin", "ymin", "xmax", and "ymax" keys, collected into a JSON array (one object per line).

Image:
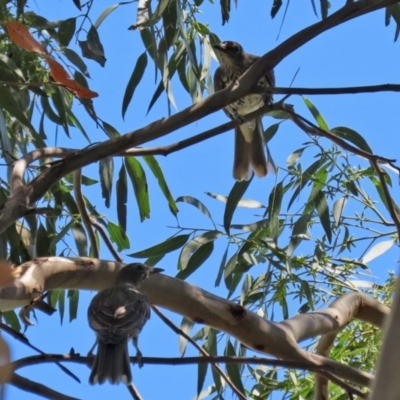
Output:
[
  {"xmin": 269, "ymin": 83, "xmax": 400, "ymax": 96},
  {"xmin": 11, "ymin": 353, "xmax": 372, "ymax": 395},
  {"xmin": 10, "ymin": 373, "xmax": 80, "ymax": 400},
  {"xmin": 0, "ymin": 323, "xmax": 80, "ymax": 383},
  {"xmin": 90, "ymin": 218, "xmax": 123, "ymax": 262}
]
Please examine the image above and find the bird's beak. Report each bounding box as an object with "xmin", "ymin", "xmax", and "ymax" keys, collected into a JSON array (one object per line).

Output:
[
  {"xmin": 148, "ymin": 267, "xmax": 164, "ymax": 275},
  {"xmin": 212, "ymin": 43, "xmax": 226, "ymax": 52}
]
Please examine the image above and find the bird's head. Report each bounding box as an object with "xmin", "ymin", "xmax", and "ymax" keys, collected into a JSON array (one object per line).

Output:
[
  {"xmin": 213, "ymin": 41, "xmax": 245, "ymax": 66},
  {"xmin": 115, "ymin": 263, "xmax": 164, "ymax": 286}
]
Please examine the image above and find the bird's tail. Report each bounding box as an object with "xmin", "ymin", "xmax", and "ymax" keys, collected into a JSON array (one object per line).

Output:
[
  {"xmin": 233, "ymin": 118, "xmax": 268, "ymax": 181},
  {"xmin": 89, "ymin": 340, "xmax": 132, "ymax": 385}
]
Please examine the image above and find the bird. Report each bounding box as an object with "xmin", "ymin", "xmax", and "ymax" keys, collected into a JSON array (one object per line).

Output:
[
  {"xmin": 87, "ymin": 263, "xmax": 163, "ymax": 385},
  {"xmin": 213, "ymin": 40, "xmax": 275, "ymax": 181}
]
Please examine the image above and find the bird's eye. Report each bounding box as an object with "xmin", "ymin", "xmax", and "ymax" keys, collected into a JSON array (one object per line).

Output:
[{"xmin": 232, "ymin": 46, "xmax": 239, "ymax": 52}]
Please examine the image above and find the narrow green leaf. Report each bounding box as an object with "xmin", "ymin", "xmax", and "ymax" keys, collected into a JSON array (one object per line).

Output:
[
  {"xmin": 266, "ymin": 182, "xmax": 284, "ymax": 240},
  {"xmin": 287, "ymin": 214, "xmax": 312, "ymax": 257},
  {"xmin": 107, "ymin": 221, "xmax": 130, "ymax": 251},
  {"xmin": 102, "ymin": 121, "xmax": 121, "ymax": 138},
  {"xmin": 144, "ymin": 255, "xmax": 165, "ymax": 266},
  {"xmin": 313, "ymin": 189, "xmax": 332, "ymax": 243},
  {"xmin": 215, "ymin": 244, "xmax": 229, "ymax": 287},
  {"xmin": 176, "ymin": 241, "xmax": 214, "ymax": 280},
  {"xmin": 68, "ymin": 289, "xmax": 79, "ymax": 322},
  {"xmin": 59, "ymin": 289, "xmax": 65, "ymax": 324},
  {"xmin": 206, "ymin": 191, "xmax": 264, "ymax": 208},
  {"xmin": 224, "ymin": 253, "xmax": 238, "ymax": 292},
  {"xmin": 320, "ymin": 0, "xmax": 329, "ymax": 19},
  {"xmin": 51, "ymin": 87, "xmax": 69, "ymax": 137},
  {"xmin": 143, "ymin": 155, "xmax": 178, "ymax": 215},
  {"xmin": 271, "ymin": 0, "xmax": 282, "ymax": 17},
  {"xmin": 0, "ymin": 86, "xmax": 35, "ymax": 131},
  {"xmin": 230, "ymin": 218, "xmax": 268, "ymax": 232},
  {"xmin": 99, "ymin": 157, "xmax": 114, "ymax": 208},
  {"xmin": 58, "ymin": 18, "xmax": 76, "ymax": 46},
  {"xmin": 362, "ymin": 240, "xmax": 394, "ymax": 264},
  {"xmin": 3, "ymin": 311, "xmax": 21, "ymax": 332},
  {"xmin": 176, "ymin": 196, "xmax": 211, "ymax": 219},
  {"xmin": 179, "ymin": 231, "xmax": 223, "ymax": 271},
  {"xmin": 287, "ymin": 159, "xmax": 327, "ymax": 210},
  {"xmin": 224, "ymin": 179, "xmax": 252, "ymax": 235},
  {"xmin": 94, "ymin": 3, "xmax": 121, "ymax": 28},
  {"xmin": 79, "ymin": 25, "xmax": 106, "ymax": 67},
  {"xmin": 197, "ymin": 356, "xmax": 208, "ymax": 396},
  {"xmin": 122, "ymin": 52, "xmax": 148, "ymax": 119},
  {"xmin": 303, "ymin": 97, "xmax": 329, "ymax": 130},
  {"xmin": 179, "ymin": 317, "xmax": 194, "ymax": 356},
  {"xmin": 286, "ymin": 148, "xmax": 306, "ymax": 168},
  {"xmin": 129, "ymin": 234, "xmax": 190, "ymax": 258},
  {"xmin": 263, "ymin": 122, "xmax": 280, "ymax": 142},
  {"xmin": 331, "ymin": 126, "xmax": 373, "ymax": 153},
  {"xmin": 72, "ymin": 223, "xmax": 88, "ymax": 256},
  {"xmin": 49, "ymin": 219, "xmax": 75, "ymax": 250},
  {"xmin": 62, "ymin": 48, "xmax": 90, "ymax": 77},
  {"xmin": 224, "ymin": 341, "xmax": 246, "ymax": 394},
  {"xmin": 124, "ymin": 156, "xmax": 150, "ymax": 222},
  {"xmin": 116, "ymin": 164, "xmax": 128, "ymax": 233},
  {"xmin": 41, "ymin": 95, "xmax": 62, "ymax": 124},
  {"xmin": 36, "ymin": 223, "xmax": 51, "ymax": 257},
  {"xmin": 333, "ymin": 197, "xmax": 347, "ymax": 226}
]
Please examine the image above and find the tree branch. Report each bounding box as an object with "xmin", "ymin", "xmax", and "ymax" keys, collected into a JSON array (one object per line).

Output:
[
  {"xmin": 11, "ymin": 353, "xmax": 370, "ymax": 396},
  {"xmin": 0, "ymin": 0, "xmax": 396, "ymax": 233},
  {"xmin": 2, "ymin": 257, "xmax": 388, "ymax": 387},
  {"xmin": 10, "ymin": 373, "xmax": 80, "ymax": 400},
  {"xmin": 271, "ymin": 83, "xmax": 400, "ymax": 96}
]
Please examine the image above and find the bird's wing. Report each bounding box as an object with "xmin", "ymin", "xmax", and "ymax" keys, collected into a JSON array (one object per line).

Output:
[{"xmin": 88, "ymin": 285, "xmax": 151, "ymax": 344}]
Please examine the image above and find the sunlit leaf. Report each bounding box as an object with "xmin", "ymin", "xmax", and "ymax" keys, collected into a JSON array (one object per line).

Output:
[
  {"xmin": 178, "ymin": 231, "xmax": 222, "ymax": 272},
  {"xmin": 303, "ymin": 97, "xmax": 329, "ymax": 130},
  {"xmin": 362, "ymin": 240, "xmax": 394, "ymax": 264},
  {"xmin": 176, "ymin": 196, "xmax": 211, "ymax": 219},
  {"xmin": 129, "ymin": 234, "xmax": 190, "ymax": 258},
  {"xmin": 333, "ymin": 197, "xmax": 347, "ymax": 226}
]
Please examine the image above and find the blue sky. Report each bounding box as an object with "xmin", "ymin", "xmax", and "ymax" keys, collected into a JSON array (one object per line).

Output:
[{"xmin": 4, "ymin": 1, "xmax": 400, "ymax": 399}]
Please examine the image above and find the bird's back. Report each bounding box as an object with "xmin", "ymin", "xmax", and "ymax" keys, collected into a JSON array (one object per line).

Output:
[{"xmin": 88, "ymin": 284, "xmax": 151, "ymax": 344}]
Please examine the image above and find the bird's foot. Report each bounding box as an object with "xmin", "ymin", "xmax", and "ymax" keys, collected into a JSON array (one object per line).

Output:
[{"xmin": 136, "ymin": 350, "xmax": 143, "ymax": 368}]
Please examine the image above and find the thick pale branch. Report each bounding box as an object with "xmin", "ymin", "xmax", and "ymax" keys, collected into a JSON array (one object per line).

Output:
[
  {"xmin": 1, "ymin": 258, "xmax": 389, "ymax": 387},
  {"xmin": 0, "ymin": 0, "xmax": 396, "ymax": 233}
]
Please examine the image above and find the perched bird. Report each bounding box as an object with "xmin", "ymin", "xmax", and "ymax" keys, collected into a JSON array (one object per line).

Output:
[
  {"xmin": 213, "ymin": 41, "xmax": 275, "ymax": 181},
  {"xmin": 88, "ymin": 263, "xmax": 163, "ymax": 385}
]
